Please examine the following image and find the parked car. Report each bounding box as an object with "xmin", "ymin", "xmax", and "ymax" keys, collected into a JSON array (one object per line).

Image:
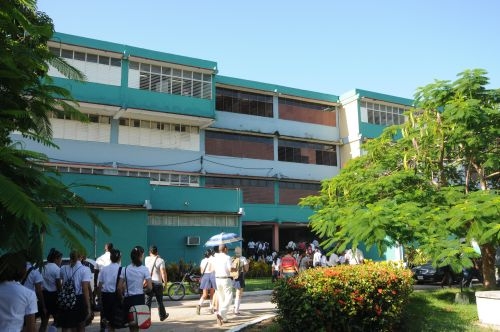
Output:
[{"xmin": 411, "ymin": 262, "xmax": 462, "ymax": 284}]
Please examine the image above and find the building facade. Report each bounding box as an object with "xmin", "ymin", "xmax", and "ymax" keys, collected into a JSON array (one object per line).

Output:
[{"xmin": 14, "ymin": 32, "xmax": 413, "ymax": 263}]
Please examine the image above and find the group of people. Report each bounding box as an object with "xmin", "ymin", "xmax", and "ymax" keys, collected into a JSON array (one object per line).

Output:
[
  {"xmin": 270, "ymin": 242, "xmax": 365, "ymax": 280},
  {"xmin": 196, "ymin": 245, "xmax": 249, "ymax": 326},
  {"xmin": 0, "ymin": 242, "xmax": 170, "ymax": 332}
]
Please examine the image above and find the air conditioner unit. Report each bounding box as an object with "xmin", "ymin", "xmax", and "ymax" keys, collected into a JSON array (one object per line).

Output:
[{"xmin": 186, "ymin": 236, "xmax": 201, "ymax": 246}]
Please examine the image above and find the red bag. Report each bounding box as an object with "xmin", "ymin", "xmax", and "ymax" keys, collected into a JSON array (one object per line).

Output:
[{"xmin": 128, "ymin": 304, "xmax": 151, "ymax": 329}]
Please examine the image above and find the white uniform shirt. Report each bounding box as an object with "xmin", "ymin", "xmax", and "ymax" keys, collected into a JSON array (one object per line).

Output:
[
  {"xmin": 328, "ymin": 253, "xmax": 339, "ymax": 267},
  {"xmin": 145, "ymin": 255, "xmax": 165, "ymax": 284},
  {"xmin": 200, "ymin": 256, "xmax": 215, "ymax": 274},
  {"xmin": 98, "ymin": 262, "xmax": 121, "ymax": 293},
  {"xmin": 60, "ymin": 261, "xmax": 92, "ymax": 295},
  {"xmin": 120, "ymin": 264, "xmax": 150, "ymax": 296},
  {"xmin": 96, "ymin": 251, "xmax": 111, "ymax": 270},
  {"xmin": 0, "ymin": 281, "xmax": 38, "ymax": 332},
  {"xmin": 42, "ymin": 262, "xmax": 60, "ymax": 292},
  {"xmin": 23, "ymin": 263, "xmax": 43, "ymax": 291},
  {"xmin": 213, "ymin": 252, "xmax": 231, "ymax": 278}
]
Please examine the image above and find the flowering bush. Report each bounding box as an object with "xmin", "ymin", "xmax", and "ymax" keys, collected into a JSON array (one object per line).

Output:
[{"xmin": 272, "ymin": 261, "xmax": 414, "ymax": 331}]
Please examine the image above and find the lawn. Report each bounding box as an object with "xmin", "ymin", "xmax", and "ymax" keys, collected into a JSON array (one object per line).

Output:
[{"xmin": 241, "ymin": 282, "xmax": 492, "ymax": 332}]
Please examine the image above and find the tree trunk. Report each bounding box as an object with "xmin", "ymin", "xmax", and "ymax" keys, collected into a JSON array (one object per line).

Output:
[{"xmin": 481, "ymin": 243, "xmax": 497, "ymax": 289}]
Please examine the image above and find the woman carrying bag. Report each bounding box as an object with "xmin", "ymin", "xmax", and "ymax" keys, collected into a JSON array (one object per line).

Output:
[{"xmin": 118, "ymin": 246, "xmax": 152, "ymax": 332}]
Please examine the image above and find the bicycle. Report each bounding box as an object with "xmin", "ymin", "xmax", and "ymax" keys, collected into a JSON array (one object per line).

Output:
[{"xmin": 167, "ymin": 270, "xmax": 201, "ymax": 301}]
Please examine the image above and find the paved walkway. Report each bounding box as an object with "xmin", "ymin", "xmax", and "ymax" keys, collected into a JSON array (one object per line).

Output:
[{"xmin": 82, "ymin": 291, "xmax": 275, "ymax": 332}]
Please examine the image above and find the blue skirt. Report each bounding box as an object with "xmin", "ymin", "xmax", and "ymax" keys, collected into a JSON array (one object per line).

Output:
[{"xmin": 199, "ymin": 272, "xmax": 217, "ymax": 290}]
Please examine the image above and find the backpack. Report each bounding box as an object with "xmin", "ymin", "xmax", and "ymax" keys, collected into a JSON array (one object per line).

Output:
[
  {"xmin": 230, "ymin": 257, "xmax": 241, "ymax": 280},
  {"xmin": 58, "ymin": 266, "xmax": 81, "ymax": 310}
]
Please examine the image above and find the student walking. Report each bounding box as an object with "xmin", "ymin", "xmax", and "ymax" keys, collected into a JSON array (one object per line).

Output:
[
  {"xmin": 145, "ymin": 245, "xmax": 168, "ymax": 321},
  {"xmin": 118, "ymin": 246, "xmax": 152, "ymax": 332},
  {"xmin": 213, "ymin": 244, "xmax": 233, "ymax": 326},
  {"xmin": 196, "ymin": 249, "xmax": 216, "ymax": 315},
  {"xmin": 40, "ymin": 248, "xmax": 63, "ymax": 332},
  {"xmin": 97, "ymin": 249, "xmax": 123, "ymax": 331},
  {"xmin": 231, "ymin": 247, "xmax": 249, "ymax": 315}
]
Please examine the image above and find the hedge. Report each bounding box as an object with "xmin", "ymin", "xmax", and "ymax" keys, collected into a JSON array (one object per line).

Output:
[{"xmin": 272, "ymin": 262, "xmax": 414, "ymax": 332}]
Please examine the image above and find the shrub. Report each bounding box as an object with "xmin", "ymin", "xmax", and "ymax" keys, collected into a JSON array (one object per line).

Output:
[
  {"xmin": 246, "ymin": 259, "xmax": 272, "ymax": 278},
  {"xmin": 166, "ymin": 260, "xmax": 199, "ymax": 282},
  {"xmin": 272, "ymin": 262, "xmax": 414, "ymax": 332}
]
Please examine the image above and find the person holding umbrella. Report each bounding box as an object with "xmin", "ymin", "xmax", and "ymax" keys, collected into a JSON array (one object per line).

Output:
[{"xmin": 213, "ymin": 244, "xmax": 233, "ymax": 326}]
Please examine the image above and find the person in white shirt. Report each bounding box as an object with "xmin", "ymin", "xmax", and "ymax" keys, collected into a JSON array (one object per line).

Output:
[
  {"xmin": 58, "ymin": 250, "xmax": 92, "ymax": 331},
  {"xmin": 0, "ymin": 252, "xmax": 38, "ymax": 332},
  {"xmin": 118, "ymin": 246, "xmax": 152, "ymax": 332},
  {"xmin": 213, "ymin": 244, "xmax": 232, "ymax": 326},
  {"xmin": 22, "ymin": 261, "xmax": 46, "ymax": 324},
  {"xmin": 41, "ymin": 248, "xmax": 63, "ymax": 331},
  {"xmin": 231, "ymin": 247, "xmax": 249, "ymax": 315},
  {"xmin": 96, "ymin": 243, "xmax": 113, "ymax": 271},
  {"xmin": 196, "ymin": 249, "xmax": 216, "ymax": 315},
  {"xmin": 327, "ymin": 252, "xmax": 339, "ymax": 267},
  {"xmin": 144, "ymin": 245, "xmax": 168, "ymax": 321},
  {"xmin": 345, "ymin": 248, "xmax": 364, "ymax": 265},
  {"xmin": 271, "ymin": 256, "xmax": 281, "ymax": 282},
  {"xmin": 312, "ymin": 248, "xmax": 322, "ymax": 267},
  {"xmin": 97, "ymin": 249, "xmax": 123, "ymax": 331}
]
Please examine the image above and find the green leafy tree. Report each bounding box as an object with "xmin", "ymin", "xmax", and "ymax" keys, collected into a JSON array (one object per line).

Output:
[
  {"xmin": 301, "ymin": 69, "xmax": 500, "ymax": 288},
  {"xmin": 0, "ymin": 0, "xmax": 108, "ymax": 269}
]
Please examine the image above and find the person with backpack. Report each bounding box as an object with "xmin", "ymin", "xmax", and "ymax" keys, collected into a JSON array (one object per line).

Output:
[
  {"xmin": 97, "ymin": 249, "xmax": 123, "ymax": 331},
  {"xmin": 231, "ymin": 247, "xmax": 249, "ymax": 315},
  {"xmin": 58, "ymin": 250, "xmax": 92, "ymax": 332}
]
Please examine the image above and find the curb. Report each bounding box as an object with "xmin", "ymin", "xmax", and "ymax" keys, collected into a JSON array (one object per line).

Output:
[{"xmin": 228, "ymin": 314, "xmax": 276, "ymax": 332}]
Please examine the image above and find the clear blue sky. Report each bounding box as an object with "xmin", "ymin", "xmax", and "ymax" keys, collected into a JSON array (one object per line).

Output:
[{"xmin": 37, "ymin": 0, "xmax": 499, "ymax": 99}]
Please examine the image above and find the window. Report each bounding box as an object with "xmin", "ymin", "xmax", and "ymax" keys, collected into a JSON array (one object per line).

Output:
[
  {"xmin": 278, "ymin": 98, "xmax": 336, "ymax": 126},
  {"xmin": 205, "ymin": 177, "xmax": 274, "ymax": 204},
  {"xmin": 129, "ymin": 61, "xmax": 212, "ymax": 100},
  {"xmin": 361, "ymin": 101, "xmax": 407, "ymax": 125},
  {"xmin": 216, "ymin": 88, "xmax": 273, "ymax": 117},
  {"xmin": 205, "ymin": 131, "xmax": 274, "ymax": 160},
  {"xmin": 278, "ymin": 139, "xmax": 337, "ymax": 166}
]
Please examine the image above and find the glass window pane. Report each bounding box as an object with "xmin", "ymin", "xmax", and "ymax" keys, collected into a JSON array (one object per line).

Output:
[
  {"xmin": 74, "ymin": 51, "xmax": 86, "ymax": 61},
  {"xmin": 87, "ymin": 54, "xmax": 97, "ymax": 63},
  {"xmin": 98, "ymin": 56, "xmax": 110, "ymax": 65},
  {"xmin": 61, "ymin": 49, "xmax": 73, "ymax": 59},
  {"xmin": 110, "ymin": 58, "xmax": 121, "ymax": 67}
]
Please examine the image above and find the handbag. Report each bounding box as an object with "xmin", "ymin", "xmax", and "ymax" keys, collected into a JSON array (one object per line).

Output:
[
  {"xmin": 128, "ymin": 304, "xmax": 151, "ymax": 329},
  {"xmin": 109, "ymin": 267, "xmax": 127, "ymax": 328},
  {"xmin": 124, "ymin": 267, "xmax": 151, "ymax": 329}
]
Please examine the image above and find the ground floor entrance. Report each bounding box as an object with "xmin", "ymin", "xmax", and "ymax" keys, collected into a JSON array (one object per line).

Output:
[{"xmin": 242, "ymin": 222, "xmax": 319, "ymax": 254}]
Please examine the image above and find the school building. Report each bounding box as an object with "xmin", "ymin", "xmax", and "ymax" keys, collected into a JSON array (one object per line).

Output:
[{"xmin": 14, "ymin": 32, "xmax": 413, "ymax": 264}]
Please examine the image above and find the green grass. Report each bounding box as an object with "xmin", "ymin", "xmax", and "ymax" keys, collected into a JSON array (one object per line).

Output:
[
  {"xmin": 245, "ymin": 277, "xmax": 275, "ymax": 292},
  {"xmin": 399, "ymin": 288, "xmax": 491, "ymax": 332}
]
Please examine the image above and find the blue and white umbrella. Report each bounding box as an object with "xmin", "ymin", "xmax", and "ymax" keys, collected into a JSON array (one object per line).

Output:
[{"xmin": 205, "ymin": 232, "xmax": 242, "ymax": 247}]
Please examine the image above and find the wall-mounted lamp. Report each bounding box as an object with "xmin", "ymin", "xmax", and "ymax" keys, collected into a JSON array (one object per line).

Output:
[{"xmin": 143, "ymin": 200, "xmax": 152, "ymax": 210}]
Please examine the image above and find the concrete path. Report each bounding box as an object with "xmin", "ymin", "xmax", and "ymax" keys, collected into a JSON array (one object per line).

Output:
[{"xmin": 83, "ymin": 291, "xmax": 276, "ymax": 332}]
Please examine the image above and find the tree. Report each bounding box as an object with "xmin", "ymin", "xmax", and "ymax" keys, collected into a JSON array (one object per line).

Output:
[
  {"xmin": 301, "ymin": 69, "xmax": 500, "ymax": 289},
  {"xmin": 0, "ymin": 0, "xmax": 108, "ymax": 269}
]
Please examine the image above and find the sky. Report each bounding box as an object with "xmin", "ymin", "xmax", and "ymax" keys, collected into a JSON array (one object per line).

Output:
[{"xmin": 37, "ymin": 0, "xmax": 500, "ymax": 99}]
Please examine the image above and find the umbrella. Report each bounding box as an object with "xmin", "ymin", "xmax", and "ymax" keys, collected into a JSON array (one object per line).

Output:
[{"xmin": 205, "ymin": 232, "xmax": 242, "ymax": 247}]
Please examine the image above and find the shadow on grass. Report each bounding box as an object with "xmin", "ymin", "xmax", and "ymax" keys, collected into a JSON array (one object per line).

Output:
[{"xmin": 399, "ymin": 289, "xmax": 483, "ymax": 332}]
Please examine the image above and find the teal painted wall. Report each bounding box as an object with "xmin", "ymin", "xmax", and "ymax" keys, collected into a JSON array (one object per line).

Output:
[
  {"xmin": 151, "ymin": 186, "xmax": 242, "ymax": 212},
  {"xmin": 43, "ymin": 209, "xmax": 148, "ymax": 264},
  {"xmin": 52, "ymin": 78, "xmax": 215, "ymax": 119},
  {"xmin": 147, "ymin": 224, "xmax": 241, "ymax": 266},
  {"xmin": 241, "ymin": 204, "xmax": 313, "ymax": 223},
  {"xmin": 60, "ymin": 173, "xmax": 150, "ymax": 206}
]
